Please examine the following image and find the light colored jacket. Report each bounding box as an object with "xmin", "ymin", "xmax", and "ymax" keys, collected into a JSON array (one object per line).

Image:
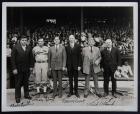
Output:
[
  {"xmin": 82, "ymin": 46, "xmax": 101, "ymax": 74},
  {"xmin": 48, "ymin": 44, "xmax": 66, "ymax": 70}
]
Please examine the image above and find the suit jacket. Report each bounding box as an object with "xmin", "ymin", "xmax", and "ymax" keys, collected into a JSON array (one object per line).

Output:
[
  {"xmin": 65, "ymin": 43, "xmax": 82, "ymax": 70},
  {"xmin": 11, "ymin": 43, "xmax": 34, "ymax": 72},
  {"xmin": 101, "ymin": 47, "xmax": 121, "ymax": 71},
  {"xmin": 82, "ymin": 46, "xmax": 101, "ymax": 74},
  {"xmin": 48, "ymin": 44, "xmax": 66, "ymax": 70}
]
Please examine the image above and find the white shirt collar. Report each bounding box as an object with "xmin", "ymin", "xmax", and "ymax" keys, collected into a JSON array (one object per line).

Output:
[
  {"xmin": 107, "ymin": 47, "xmax": 112, "ymax": 51},
  {"xmin": 22, "ymin": 45, "xmax": 26, "ymax": 51},
  {"xmin": 70, "ymin": 43, "xmax": 74, "ymax": 47},
  {"xmin": 55, "ymin": 44, "xmax": 59, "ymax": 48},
  {"xmin": 89, "ymin": 45, "xmax": 94, "ymax": 48},
  {"xmin": 21, "ymin": 44, "xmax": 26, "ymax": 48}
]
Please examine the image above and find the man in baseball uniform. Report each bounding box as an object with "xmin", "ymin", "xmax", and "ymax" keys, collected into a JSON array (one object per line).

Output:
[{"xmin": 33, "ymin": 38, "xmax": 49, "ymax": 98}]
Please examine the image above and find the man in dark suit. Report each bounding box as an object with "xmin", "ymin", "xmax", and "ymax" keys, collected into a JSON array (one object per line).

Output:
[
  {"xmin": 11, "ymin": 35, "xmax": 34, "ymax": 103},
  {"xmin": 65, "ymin": 35, "xmax": 82, "ymax": 98},
  {"xmin": 101, "ymin": 39, "xmax": 121, "ymax": 98},
  {"xmin": 48, "ymin": 36, "xmax": 66, "ymax": 99}
]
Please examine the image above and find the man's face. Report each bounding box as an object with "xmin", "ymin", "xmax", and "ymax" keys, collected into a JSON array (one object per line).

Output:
[
  {"xmin": 54, "ymin": 37, "xmax": 60, "ymax": 45},
  {"xmin": 7, "ymin": 44, "xmax": 10, "ymax": 48},
  {"xmin": 88, "ymin": 38, "xmax": 95, "ymax": 46},
  {"xmin": 20, "ymin": 38, "xmax": 28, "ymax": 46},
  {"xmin": 124, "ymin": 61, "xmax": 128, "ymax": 66},
  {"xmin": 38, "ymin": 39, "xmax": 44, "ymax": 47},
  {"xmin": 106, "ymin": 39, "xmax": 112, "ymax": 48},
  {"xmin": 69, "ymin": 35, "xmax": 75, "ymax": 43}
]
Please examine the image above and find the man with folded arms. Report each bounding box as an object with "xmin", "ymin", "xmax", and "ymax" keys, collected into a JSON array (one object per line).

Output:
[{"xmin": 32, "ymin": 38, "xmax": 49, "ymax": 98}]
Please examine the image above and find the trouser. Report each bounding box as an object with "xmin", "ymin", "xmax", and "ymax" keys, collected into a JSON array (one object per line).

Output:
[
  {"xmin": 84, "ymin": 64, "xmax": 99, "ymax": 95},
  {"xmin": 103, "ymin": 68, "xmax": 117, "ymax": 95},
  {"xmin": 68, "ymin": 68, "xmax": 78, "ymax": 94},
  {"xmin": 52, "ymin": 70, "xmax": 62, "ymax": 96},
  {"xmin": 35, "ymin": 62, "xmax": 48, "ymax": 84},
  {"xmin": 7, "ymin": 57, "xmax": 15, "ymax": 88},
  {"xmin": 15, "ymin": 70, "xmax": 30, "ymax": 99}
]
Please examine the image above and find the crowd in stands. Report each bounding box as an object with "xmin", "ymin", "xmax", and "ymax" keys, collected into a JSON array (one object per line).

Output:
[{"xmin": 7, "ymin": 18, "xmax": 133, "ymax": 56}]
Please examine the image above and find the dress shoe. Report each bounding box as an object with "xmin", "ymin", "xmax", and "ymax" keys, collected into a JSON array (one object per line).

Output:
[
  {"xmin": 16, "ymin": 98, "xmax": 20, "ymax": 103},
  {"xmin": 35, "ymin": 93, "xmax": 40, "ymax": 98},
  {"xmin": 96, "ymin": 93, "xmax": 102, "ymax": 98},
  {"xmin": 67, "ymin": 93, "xmax": 73, "ymax": 97},
  {"xmin": 112, "ymin": 95, "xmax": 117, "ymax": 98},
  {"xmin": 58, "ymin": 95, "xmax": 62, "ymax": 98},
  {"xmin": 112, "ymin": 94, "xmax": 117, "ymax": 98},
  {"xmin": 24, "ymin": 95, "xmax": 32, "ymax": 100},
  {"xmin": 84, "ymin": 94, "xmax": 88, "ymax": 98},
  {"xmin": 115, "ymin": 91, "xmax": 123, "ymax": 96},
  {"xmin": 44, "ymin": 93, "xmax": 48, "ymax": 98},
  {"xmin": 75, "ymin": 93, "xmax": 80, "ymax": 98},
  {"xmin": 52, "ymin": 94, "xmax": 57, "ymax": 99},
  {"xmin": 103, "ymin": 93, "xmax": 108, "ymax": 97}
]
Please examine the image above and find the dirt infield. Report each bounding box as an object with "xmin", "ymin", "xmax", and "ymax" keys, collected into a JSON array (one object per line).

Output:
[{"xmin": 7, "ymin": 81, "xmax": 134, "ymax": 107}]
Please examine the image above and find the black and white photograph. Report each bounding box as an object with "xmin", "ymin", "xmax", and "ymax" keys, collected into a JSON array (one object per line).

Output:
[{"xmin": 2, "ymin": 2, "xmax": 138, "ymax": 111}]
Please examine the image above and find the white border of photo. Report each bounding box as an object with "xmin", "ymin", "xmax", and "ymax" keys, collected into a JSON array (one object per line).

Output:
[{"xmin": 2, "ymin": 2, "xmax": 138, "ymax": 112}]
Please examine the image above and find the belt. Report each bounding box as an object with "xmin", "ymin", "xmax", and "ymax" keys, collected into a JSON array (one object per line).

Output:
[
  {"xmin": 36, "ymin": 61, "xmax": 47, "ymax": 63},
  {"xmin": 90, "ymin": 63, "xmax": 94, "ymax": 65},
  {"xmin": 90, "ymin": 61, "xmax": 94, "ymax": 64}
]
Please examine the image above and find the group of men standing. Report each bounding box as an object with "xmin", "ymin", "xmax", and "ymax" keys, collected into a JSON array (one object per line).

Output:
[{"xmin": 11, "ymin": 34, "xmax": 121, "ymax": 103}]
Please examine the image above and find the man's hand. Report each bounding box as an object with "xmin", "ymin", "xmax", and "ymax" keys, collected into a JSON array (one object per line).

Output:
[
  {"xmin": 117, "ymin": 66, "xmax": 121, "ymax": 70},
  {"xmin": 95, "ymin": 60, "xmax": 99, "ymax": 66},
  {"xmin": 78, "ymin": 67, "xmax": 81, "ymax": 71},
  {"xmin": 30, "ymin": 68, "xmax": 33, "ymax": 73},
  {"xmin": 65, "ymin": 68, "xmax": 67, "ymax": 72},
  {"xmin": 49, "ymin": 68, "xmax": 52, "ymax": 71},
  {"xmin": 30, "ymin": 67, "xmax": 33, "ymax": 71},
  {"xmin": 101, "ymin": 68, "xmax": 104, "ymax": 72},
  {"xmin": 62, "ymin": 67, "xmax": 65, "ymax": 71},
  {"xmin": 13, "ymin": 69, "xmax": 18, "ymax": 75}
]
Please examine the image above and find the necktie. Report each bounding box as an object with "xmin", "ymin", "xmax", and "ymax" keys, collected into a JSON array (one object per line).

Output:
[
  {"xmin": 90, "ymin": 46, "xmax": 93, "ymax": 53},
  {"xmin": 107, "ymin": 47, "xmax": 111, "ymax": 53},
  {"xmin": 22, "ymin": 46, "xmax": 26, "ymax": 51},
  {"xmin": 70, "ymin": 43, "xmax": 74, "ymax": 48},
  {"xmin": 56, "ymin": 45, "xmax": 58, "ymax": 52}
]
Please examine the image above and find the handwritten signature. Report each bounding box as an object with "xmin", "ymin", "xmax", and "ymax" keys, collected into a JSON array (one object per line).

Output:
[
  {"xmin": 10, "ymin": 100, "xmax": 34, "ymax": 107},
  {"xmin": 62, "ymin": 99, "xmax": 85, "ymax": 103}
]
